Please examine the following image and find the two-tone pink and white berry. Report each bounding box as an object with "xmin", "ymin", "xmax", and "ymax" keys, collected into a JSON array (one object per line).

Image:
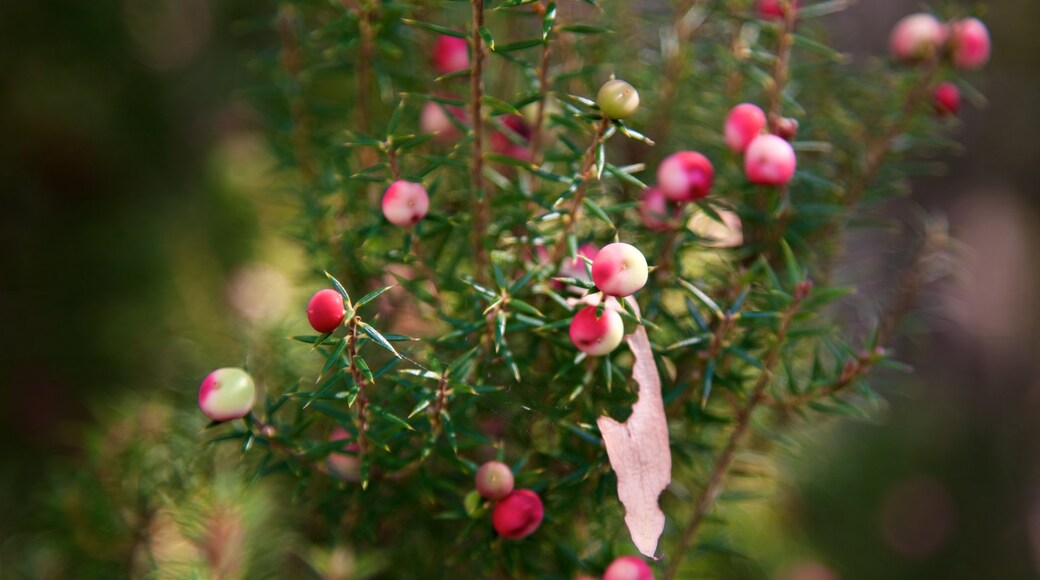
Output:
[
  {"xmin": 639, "ymin": 187, "xmax": 680, "ymax": 232},
  {"xmin": 933, "ymin": 82, "xmax": 961, "ymax": 116},
  {"xmin": 569, "ymin": 305, "xmax": 624, "ymax": 356},
  {"xmin": 198, "ymin": 368, "xmax": 256, "ymax": 422},
  {"xmin": 475, "ymin": 461, "xmax": 515, "ymax": 501},
  {"xmin": 591, "ymin": 243, "xmax": 649, "ymax": 297},
  {"xmin": 307, "ymin": 288, "xmax": 346, "ymax": 333},
  {"xmin": 492, "ymin": 489, "xmax": 544, "ymax": 539},
  {"xmin": 889, "ymin": 13, "xmax": 947, "ymax": 62},
  {"xmin": 657, "ymin": 152, "xmax": 715, "ymax": 202},
  {"xmin": 724, "ymin": 103, "xmax": 767, "ymax": 153},
  {"xmin": 949, "ymin": 17, "xmax": 991, "ymax": 70},
  {"xmin": 756, "ymin": 0, "xmax": 798, "ymax": 21},
  {"xmin": 327, "ymin": 426, "xmax": 361, "ymax": 481},
  {"xmin": 381, "ymin": 180, "xmax": 430, "ymax": 227},
  {"xmin": 603, "ymin": 556, "xmax": 654, "ymax": 580},
  {"xmin": 432, "ymin": 36, "xmax": 469, "ymax": 76},
  {"xmin": 744, "ymin": 134, "xmax": 797, "ymax": 186}
]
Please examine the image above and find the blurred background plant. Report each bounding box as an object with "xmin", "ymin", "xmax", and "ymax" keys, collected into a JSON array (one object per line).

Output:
[{"xmin": 0, "ymin": 0, "xmax": 1038, "ymax": 579}]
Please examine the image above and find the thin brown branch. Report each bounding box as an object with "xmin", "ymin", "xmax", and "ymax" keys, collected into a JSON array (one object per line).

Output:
[
  {"xmin": 470, "ymin": 0, "xmax": 489, "ymax": 283},
  {"xmin": 529, "ymin": 1, "xmax": 554, "ymax": 168}
]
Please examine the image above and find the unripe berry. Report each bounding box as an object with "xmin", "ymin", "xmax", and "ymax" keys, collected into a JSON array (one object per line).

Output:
[
  {"xmin": 889, "ymin": 13, "xmax": 947, "ymax": 62},
  {"xmin": 949, "ymin": 17, "xmax": 991, "ymax": 70},
  {"xmin": 569, "ymin": 305, "xmax": 625, "ymax": 357},
  {"xmin": 591, "ymin": 242, "xmax": 649, "ymax": 297},
  {"xmin": 327, "ymin": 426, "xmax": 361, "ymax": 482},
  {"xmin": 604, "ymin": 556, "xmax": 654, "ymax": 580},
  {"xmin": 307, "ymin": 288, "xmax": 346, "ymax": 333},
  {"xmin": 639, "ymin": 187, "xmax": 680, "ymax": 232},
  {"xmin": 744, "ymin": 134, "xmax": 797, "ymax": 186},
  {"xmin": 432, "ymin": 35, "xmax": 469, "ymax": 75},
  {"xmin": 724, "ymin": 103, "xmax": 767, "ymax": 153},
  {"xmin": 475, "ymin": 461, "xmax": 515, "ymax": 500},
  {"xmin": 596, "ymin": 79, "xmax": 640, "ymax": 120},
  {"xmin": 381, "ymin": 180, "xmax": 430, "ymax": 227},
  {"xmin": 756, "ymin": 0, "xmax": 798, "ymax": 21},
  {"xmin": 492, "ymin": 489, "xmax": 544, "ymax": 539},
  {"xmin": 933, "ymin": 82, "xmax": 961, "ymax": 116},
  {"xmin": 198, "ymin": 368, "xmax": 256, "ymax": 422},
  {"xmin": 657, "ymin": 151, "xmax": 714, "ymax": 202}
]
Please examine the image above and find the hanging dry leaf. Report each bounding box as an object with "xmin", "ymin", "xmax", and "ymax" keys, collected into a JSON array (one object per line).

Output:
[{"xmin": 597, "ymin": 296, "xmax": 672, "ymax": 558}]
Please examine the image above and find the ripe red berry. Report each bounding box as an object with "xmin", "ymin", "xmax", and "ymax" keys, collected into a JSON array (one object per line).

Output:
[
  {"xmin": 327, "ymin": 426, "xmax": 361, "ymax": 482},
  {"xmin": 889, "ymin": 13, "xmax": 947, "ymax": 62},
  {"xmin": 381, "ymin": 180, "xmax": 430, "ymax": 227},
  {"xmin": 432, "ymin": 36, "xmax": 469, "ymax": 76},
  {"xmin": 307, "ymin": 288, "xmax": 346, "ymax": 333},
  {"xmin": 569, "ymin": 305, "xmax": 625, "ymax": 357},
  {"xmin": 756, "ymin": 0, "xmax": 798, "ymax": 21},
  {"xmin": 603, "ymin": 555, "xmax": 654, "ymax": 580},
  {"xmin": 639, "ymin": 187, "xmax": 680, "ymax": 232},
  {"xmin": 597, "ymin": 79, "xmax": 640, "ymax": 120},
  {"xmin": 591, "ymin": 242, "xmax": 649, "ymax": 297},
  {"xmin": 475, "ymin": 461, "xmax": 515, "ymax": 500},
  {"xmin": 933, "ymin": 82, "xmax": 961, "ymax": 116},
  {"xmin": 744, "ymin": 134, "xmax": 797, "ymax": 186},
  {"xmin": 492, "ymin": 489, "xmax": 544, "ymax": 539},
  {"xmin": 724, "ymin": 104, "xmax": 767, "ymax": 153},
  {"xmin": 657, "ymin": 151, "xmax": 714, "ymax": 202},
  {"xmin": 198, "ymin": 368, "xmax": 256, "ymax": 422},
  {"xmin": 949, "ymin": 17, "xmax": 991, "ymax": 70}
]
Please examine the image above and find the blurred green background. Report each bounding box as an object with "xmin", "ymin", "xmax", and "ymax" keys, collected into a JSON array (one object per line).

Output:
[{"xmin": 1, "ymin": 0, "xmax": 1038, "ymax": 577}]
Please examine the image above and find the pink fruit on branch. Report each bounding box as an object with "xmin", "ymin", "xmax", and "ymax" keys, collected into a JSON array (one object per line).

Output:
[
  {"xmin": 657, "ymin": 151, "xmax": 714, "ymax": 202},
  {"xmin": 432, "ymin": 35, "xmax": 469, "ymax": 76},
  {"xmin": 492, "ymin": 489, "xmax": 544, "ymax": 539},
  {"xmin": 475, "ymin": 461, "xmax": 515, "ymax": 500},
  {"xmin": 591, "ymin": 243, "xmax": 649, "ymax": 298},
  {"xmin": 933, "ymin": 82, "xmax": 961, "ymax": 116},
  {"xmin": 198, "ymin": 368, "xmax": 256, "ymax": 422},
  {"xmin": 570, "ymin": 305, "xmax": 625, "ymax": 356},
  {"xmin": 725, "ymin": 103, "xmax": 767, "ymax": 153},
  {"xmin": 890, "ymin": 13, "xmax": 947, "ymax": 62},
  {"xmin": 744, "ymin": 134, "xmax": 797, "ymax": 186},
  {"xmin": 307, "ymin": 288, "xmax": 346, "ymax": 333},
  {"xmin": 603, "ymin": 555, "xmax": 655, "ymax": 580},
  {"xmin": 949, "ymin": 17, "xmax": 991, "ymax": 70},
  {"xmin": 756, "ymin": 0, "xmax": 798, "ymax": 21},
  {"xmin": 382, "ymin": 180, "xmax": 430, "ymax": 227}
]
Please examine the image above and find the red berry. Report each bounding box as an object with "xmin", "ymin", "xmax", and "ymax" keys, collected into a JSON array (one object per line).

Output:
[
  {"xmin": 949, "ymin": 17, "xmax": 991, "ymax": 70},
  {"xmin": 756, "ymin": 0, "xmax": 798, "ymax": 21},
  {"xmin": 475, "ymin": 461, "xmax": 515, "ymax": 500},
  {"xmin": 933, "ymin": 82, "xmax": 961, "ymax": 116},
  {"xmin": 657, "ymin": 151, "xmax": 714, "ymax": 202},
  {"xmin": 492, "ymin": 489, "xmax": 544, "ymax": 539},
  {"xmin": 889, "ymin": 13, "xmax": 947, "ymax": 62},
  {"xmin": 724, "ymin": 103, "xmax": 767, "ymax": 153},
  {"xmin": 432, "ymin": 36, "xmax": 469, "ymax": 76},
  {"xmin": 603, "ymin": 556, "xmax": 654, "ymax": 580},
  {"xmin": 381, "ymin": 180, "xmax": 430, "ymax": 227},
  {"xmin": 744, "ymin": 134, "xmax": 797, "ymax": 186},
  {"xmin": 198, "ymin": 368, "xmax": 256, "ymax": 422},
  {"xmin": 569, "ymin": 305, "xmax": 625, "ymax": 357},
  {"xmin": 307, "ymin": 288, "xmax": 346, "ymax": 333}
]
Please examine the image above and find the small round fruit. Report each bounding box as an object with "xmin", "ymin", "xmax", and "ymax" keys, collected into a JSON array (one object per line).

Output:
[
  {"xmin": 603, "ymin": 556, "xmax": 654, "ymax": 580},
  {"xmin": 744, "ymin": 134, "xmax": 797, "ymax": 186},
  {"xmin": 889, "ymin": 13, "xmax": 946, "ymax": 62},
  {"xmin": 597, "ymin": 79, "xmax": 640, "ymax": 120},
  {"xmin": 591, "ymin": 243, "xmax": 649, "ymax": 297},
  {"xmin": 657, "ymin": 151, "xmax": 715, "ymax": 202},
  {"xmin": 432, "ymin": 35, "xmax": 469, "ymax": 75},
  {"xmin": 949, "ymin": 17, "xmax": 991, "ymax": 70},
  {"xmin": 307, "ymin": 288, "xmax": 346, "ymax": 333},
  {"xmin": 198, "ymin": 368, "xmax": 256, "ymax": 422},
  {"xmin": 756, "ymin": 0, "xmax": 798, "ymax": 21},
  {"xmin": 492, "ymin": 489, "xmax": 544, "ymax": 539},
  {"xmin": 725, "ymin": 103, "xmax": 767, "ymax": 153},
  {"xmin": 775, "ymin": 116, "xmax": 799, "ymax": 141},
  {"xmin": 381, "ymin": 180, "xmax": 430, "ymax": 227},
  {"xmin": 475, "ymin": 461, "xmax": 515, "ymax": 500},
  {"xmin": 639, "ymin": 187, "xmax": 680, "ymax": 232},
  {"xmin": 327, "ymin": 426, "xmax": 361, "ymax": 482},
  {"xmin": 933, "ymin": 82, "xmax": 961, "ymax": 116},
  {"xmin": 569, "ymin": 305, "xmax": 625, "ymax": 357}
]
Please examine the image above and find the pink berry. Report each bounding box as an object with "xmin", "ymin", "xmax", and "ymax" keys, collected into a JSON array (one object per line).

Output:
[
  {"xmin": 933, "ymin": 82, "xmax": 961, "ymax": 116},
  {"xmin": 724, "ymin": 103, "xmax": 767, "ymax": 153},
  {"xmin": 327, "ymin": 426, "xmax": 361, "ymax": 481},
  {"xmin": 420, "ymin": 101, "xmax": 462, "ymax": 141},
  {"xmin": 949, "ymin": 17, "xmax": 991, "ymax": 70},
  {"xmin": 744, "ymin": 134, "xmax": 797, "ymax": 186},
  {"xmin": 603, "ymin": 556, "xmax": 654, "ymax": 580},
  {"xmin": 639, "ymin": 187, "xmax": 680, "ymax": 232},
  {"xmin": 381, "ymin": 180, "xmax": 430, "ymax": 227},
  {"xmin": 756, "ymin": 0, "xmax": 798, "ymax": 21},
  {"xmin": 657, "ymin": 151, "xmax": 714, "ymax": 202},
  {"xmin": 591, "ymin": 242, "xmax": 649, "ymax": 297},
  {"xmin": 307, "ymin": 288, "xmax": 346, "ymax": 333},
  {"xmin": 559, "ymin": 242, "xmax": 600, "ymax": 287},
  {"xmin": 432, "ymin": 36, "xmax": 469, "ymax": 76},
  {"xmin": 475, "ymin": 461, "xmax": 515, "ymax": 500},
  {"xmin": 492, "ymin": 489, "xmax": 544, "ymax": 539},
  {"xmin": 569, "ymin": 305, "xmax": 625, "ymax": 357},
  {"xmin": 198, "ymin": 368, "xmax": 256, "ymax": 422},
  {"xmin": 889, "ymin": 13, "xmax": 947, "ymax": 62}
]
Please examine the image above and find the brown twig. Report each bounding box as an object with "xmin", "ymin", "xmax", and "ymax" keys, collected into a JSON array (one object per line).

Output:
[
  {"xmin": 470, "ymin": 0, "xmax": 490, "ymax": 283},
  {"xmin": 529, "ymin": 1, "xmax": 554, "ymax": 168}
]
